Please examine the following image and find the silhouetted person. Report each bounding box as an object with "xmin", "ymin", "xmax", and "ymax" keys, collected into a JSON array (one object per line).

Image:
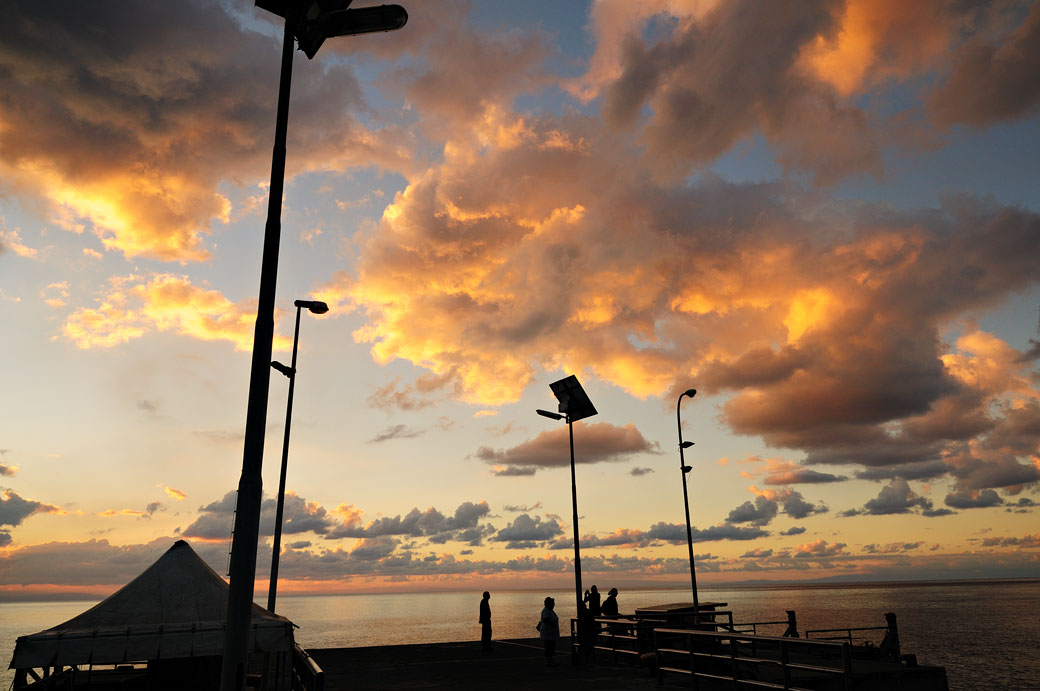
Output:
[
  {"xmin": 602, "ymin": 587, "xmax": 619, "ymax": 617},
  {"xmin": 537, "ymin": 596, "xmax": 559, "ymax": 665},
  {"xmin": 479, "ymin": 591, "xmax": 492, "ymax": 651},
  {"xmin": 577, "ymin": 601, "xmax": 596, "ymax": 661},
  {"xmin": 584, "ymin": 585, "xmax": 601, "ymax": 617}
]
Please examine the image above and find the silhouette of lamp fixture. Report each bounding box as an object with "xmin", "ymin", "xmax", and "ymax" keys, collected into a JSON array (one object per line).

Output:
[
  {"xmin": 223, "ymin": 2, "xmax": 406, "ymax": 687},
  {"xmin": 676, "ymin": 388, "xmax": 700, "ymax": 622},
  {"xmin": 267, "ymin": 299, "xmax": 328, "ymax": 615},
  {"xmin": 537, "ymin": 374, "xmax": 597, "ymax": 664}
]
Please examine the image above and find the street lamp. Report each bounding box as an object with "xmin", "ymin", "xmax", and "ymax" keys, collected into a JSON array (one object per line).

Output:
[
  {"xmin": 267, "ymin": 299, "xmax": 328, "ymax": 613},
  {"xmin": 222, "ymin": 3, "xmax": 406, "ymax": 689},
  {"xmin": 676, "ymin": 388, "xmax": 700, "ymax": 622},
  {"xmin": 537, "ymin": 375, "xmax": 597, "ymax": 663}
]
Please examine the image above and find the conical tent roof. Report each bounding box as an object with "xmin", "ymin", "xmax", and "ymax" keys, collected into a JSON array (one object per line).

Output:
[{"xmin": 10, "ymin": 540, "xmax": 293, "ymax": 670}]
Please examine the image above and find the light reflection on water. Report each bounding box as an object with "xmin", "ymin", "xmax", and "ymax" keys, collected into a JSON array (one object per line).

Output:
[{"xmin": 3, "ymin": 580, "xmax": 1037, "ymax": 690}]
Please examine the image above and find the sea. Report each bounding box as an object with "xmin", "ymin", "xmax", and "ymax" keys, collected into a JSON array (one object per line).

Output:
[{"xmin": 3, "ymin": 579, "xmax": 1038, "ymax": 690}]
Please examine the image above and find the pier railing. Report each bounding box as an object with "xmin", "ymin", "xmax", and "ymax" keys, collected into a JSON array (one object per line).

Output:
[
  {"xmin": 571, "ymin": 610, "xmax": 800, "ymax": 663},
  {"xmin": 805, "ymin": 612, "xmax": 900, "ymax": 662},
  {"xmin": 654, "ymin": 627, "xmax": 853, "ymax": 691},
  {"xmin": 291, "ymin": 643, "xmax": 325, "ymax": 691}
]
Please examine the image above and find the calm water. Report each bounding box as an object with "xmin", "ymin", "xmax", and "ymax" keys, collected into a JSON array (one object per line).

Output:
[{"xmin": 3, "ymin": 580, "xmax": 1038, "ymax": 690}]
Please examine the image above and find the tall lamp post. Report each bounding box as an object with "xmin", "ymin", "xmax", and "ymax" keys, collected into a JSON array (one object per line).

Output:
[
  {"xmin": 536, "ymin": 374, "xmax": 597, "ymax": 663},
  {"xmin": 267, "ymin": 299, "xmax": 328, "ymax": 613},
  {"xmin": 676, "ymin": 388, "xmax": 700, "ymax": 622},
  {"xmin": 222, "ymin": 3, "xmax": 406, "ymax": 690}
]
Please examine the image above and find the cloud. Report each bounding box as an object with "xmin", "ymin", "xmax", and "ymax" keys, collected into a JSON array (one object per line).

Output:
[
  {"xmin": 726, "ymin": 496, "xmax": 778, "ymax": 527},
  {"xmin": 62, "ymin": 274, "xmax": 292, "ymax": 351},
  {"xmin": 929, "ymin": 3, "xmax": 1040, "ymax": 127},
  {"xmin": 629, "ymin": 467, "xmax": 655, "ymax": 476},
  {"xmin": 980, "ymin": 533, "xmax": 1040, "ymax": 548},
  {"xmin": 861, "ymin": 542, "xmax": 924, "ymax": 555},
  {"xmin": 326, "ymin": 501, "xmax": 492, "ymax": 545},
  {"xmin": 163, "ymin": 486, "xmax": 187, "ymax": 501},
  {"xmin": 503, "ymin": 502, "xmax": 542, "ymax": 513},
  {"xmin": 741, "ymin": 457, "xmax": 847, "ymax": 485},
  {"xmin": 0, "ymin": 490, "xmax": 63, "ymax": 527},
  {"xmin": 317, "ymin": 76, "xmax": 1040, "ymax": 497},
  {"xmin": 944, "ymin": 488, "xmax": 1005, "ymax": 510},
  {"xmin": 182, "ymin": 490, "xmax": 339, "ymax": 540},
  {"xmin": 0, "ymin": 464, "xmax": 17, "ymax": 477},
  {"xmin": 841, "ymin": 479, "xmax": 949, "ymax": 517},
  {"xmin": 368, "ymin": 424, "xmax": 425, "ymax": 443},
  {"xmin": 779, "ymin": 526, "xmax": 806, "ymax": 536},
  {"xmin": 0, "ymin": 228, "xmax": 38, "ymax": 259},
  {"xmin": 0, "ymin": 1, "xmax": 414, "ymax": 262},
  {"xmin": 476, "ymin": 422, "xmax": 659, "ymax": 473},
  {"xmin": 795, "ymin": 540, "xmax": 848, "ymax": 558},
  {"xmin": 491, "ymin": 514, "xmax": 564, "ymax": 548}
]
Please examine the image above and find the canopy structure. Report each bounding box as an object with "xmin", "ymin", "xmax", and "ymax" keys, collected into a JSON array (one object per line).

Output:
[{"xmin": 10, "ymin": 540, "xmax": 294, "ymax": 671}]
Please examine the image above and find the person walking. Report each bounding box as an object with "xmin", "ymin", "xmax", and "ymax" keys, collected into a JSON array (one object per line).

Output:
[
  {"xmin": 602, "ymin": 587, "xmax": 619, "ymax": 617},
  {"xmin": 537, "ymin": 596, "xmax": 560, "ymax": 665},
  {"xmin": 479, "ymin": 591, "xmax": 493, "ymax": 651}
]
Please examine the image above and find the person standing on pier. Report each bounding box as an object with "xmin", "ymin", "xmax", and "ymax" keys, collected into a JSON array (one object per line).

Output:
[
  {"xmin": 584, "ymin": 585, "xmax": 601, "ymax": 617},
  {"xmin": 479, "ymin": 591, "xmax": 493, "ymax": 651},
  {"xmin": 602, "ymin": 588, "xmax": 619, "ymax": 617},
  {"xmin": 537, "ymin": 596, "xmax": 559, "ymax": 665}
]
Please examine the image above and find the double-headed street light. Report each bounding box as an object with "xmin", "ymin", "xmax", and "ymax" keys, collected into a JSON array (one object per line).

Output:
[
  {"xmin": 267, "ymin": 299, "xmax": 328, "ymax": 614},
  {"xmin": 676, "ymin": 388, "xmax": 700, "ymax": 622},
  {"xmin": 536, "ymin": 375, "xmax": 597, "ymax": 663},
  {"xmin": 222, "ymin": 3, "xmax": 406, "ymax": 689}
]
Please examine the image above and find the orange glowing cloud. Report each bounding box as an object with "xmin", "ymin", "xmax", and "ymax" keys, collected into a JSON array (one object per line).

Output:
[
  {"xmin": 62, "ymin": 274, "xmax": 292, "ymax": 351},
  {"xmin": 797, "ymin": 0, "xmax": 952, "ymax": 96},
  {"xmin": 0, "ymin": 2, "xmax": 419, "ymax": 264},
  {"xmin": 163, "ymin": 487, "xmax": 187, "ymax": 501},
  {"xmin": 98, "ymin": 509, "xmax": 146, "ymax": 518}
]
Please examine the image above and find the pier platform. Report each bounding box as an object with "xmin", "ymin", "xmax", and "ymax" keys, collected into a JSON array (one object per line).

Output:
[{"xmin": 307, "ymin": 637, "xmax": 949, "ymax": 690}]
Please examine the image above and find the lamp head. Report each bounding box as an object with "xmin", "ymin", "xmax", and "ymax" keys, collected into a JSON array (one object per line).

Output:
[
  {"xmin": 681, "ymin": 466, "xmax": 693, "ymax": 473},
  {"xmin": 683, "ymin": 388, "xmax": 697, "ymax": 398},
  {"xmin": 680, "ymin": 441, "xmax": 695, "ymax": 449},
  {"xmin": 271, "ymin": 360, "xmax": 294, "ymax": 378},
  {"xmin": 294, "ymin": 299, "xmax": 329, "ymax": 314},
  {"xmin": 536, "ymin": 409, "xmax": 564, "ymax": 421}
]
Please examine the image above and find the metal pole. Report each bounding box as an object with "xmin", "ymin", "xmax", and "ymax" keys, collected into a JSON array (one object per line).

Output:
[
  {"xmin": 677, "ymin": 393, "xmax": 700, "ymax": 623},
  {"xmin": 568, "ymin": 415, "xmax": 584, "ymax": 663},
  {"xmin": 268, "ymin": 305, "xmax": 302, "ymax": 612},
  {"xmin": 220, "ymin": 12, "xmax": 295, "ymax": 691}
]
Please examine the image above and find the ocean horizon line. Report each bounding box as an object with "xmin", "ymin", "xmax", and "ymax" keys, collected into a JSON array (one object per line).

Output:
[{"xmin": 3, "ymin": 575, "xmax": 1038, "ymax": 604}]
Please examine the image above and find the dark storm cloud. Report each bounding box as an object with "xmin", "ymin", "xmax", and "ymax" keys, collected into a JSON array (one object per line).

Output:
[{"xmin": 477, "ymin": 422, "xmax": 659, "ymax": 473}]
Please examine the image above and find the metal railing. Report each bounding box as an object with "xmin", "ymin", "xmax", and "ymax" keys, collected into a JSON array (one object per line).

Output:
[
  {"xmin": 727, "ymin": 610, "xmax": 799, "ymax": 638},
  {"xmin": 654, "ymin": 627, "xmax": 853, "ymax": 691},
  {"xmin": 291, "ymin": 643, "xmax": 324, "ymax": 691},
  {"xmin": 805, "ymin": 612, "xmax": 900, "ymax": 662}
]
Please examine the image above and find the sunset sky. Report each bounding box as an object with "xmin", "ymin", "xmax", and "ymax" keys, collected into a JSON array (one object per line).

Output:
[{"xmin": 1, "ymin": 0, "xmax": 1039, "ymax": 599}]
